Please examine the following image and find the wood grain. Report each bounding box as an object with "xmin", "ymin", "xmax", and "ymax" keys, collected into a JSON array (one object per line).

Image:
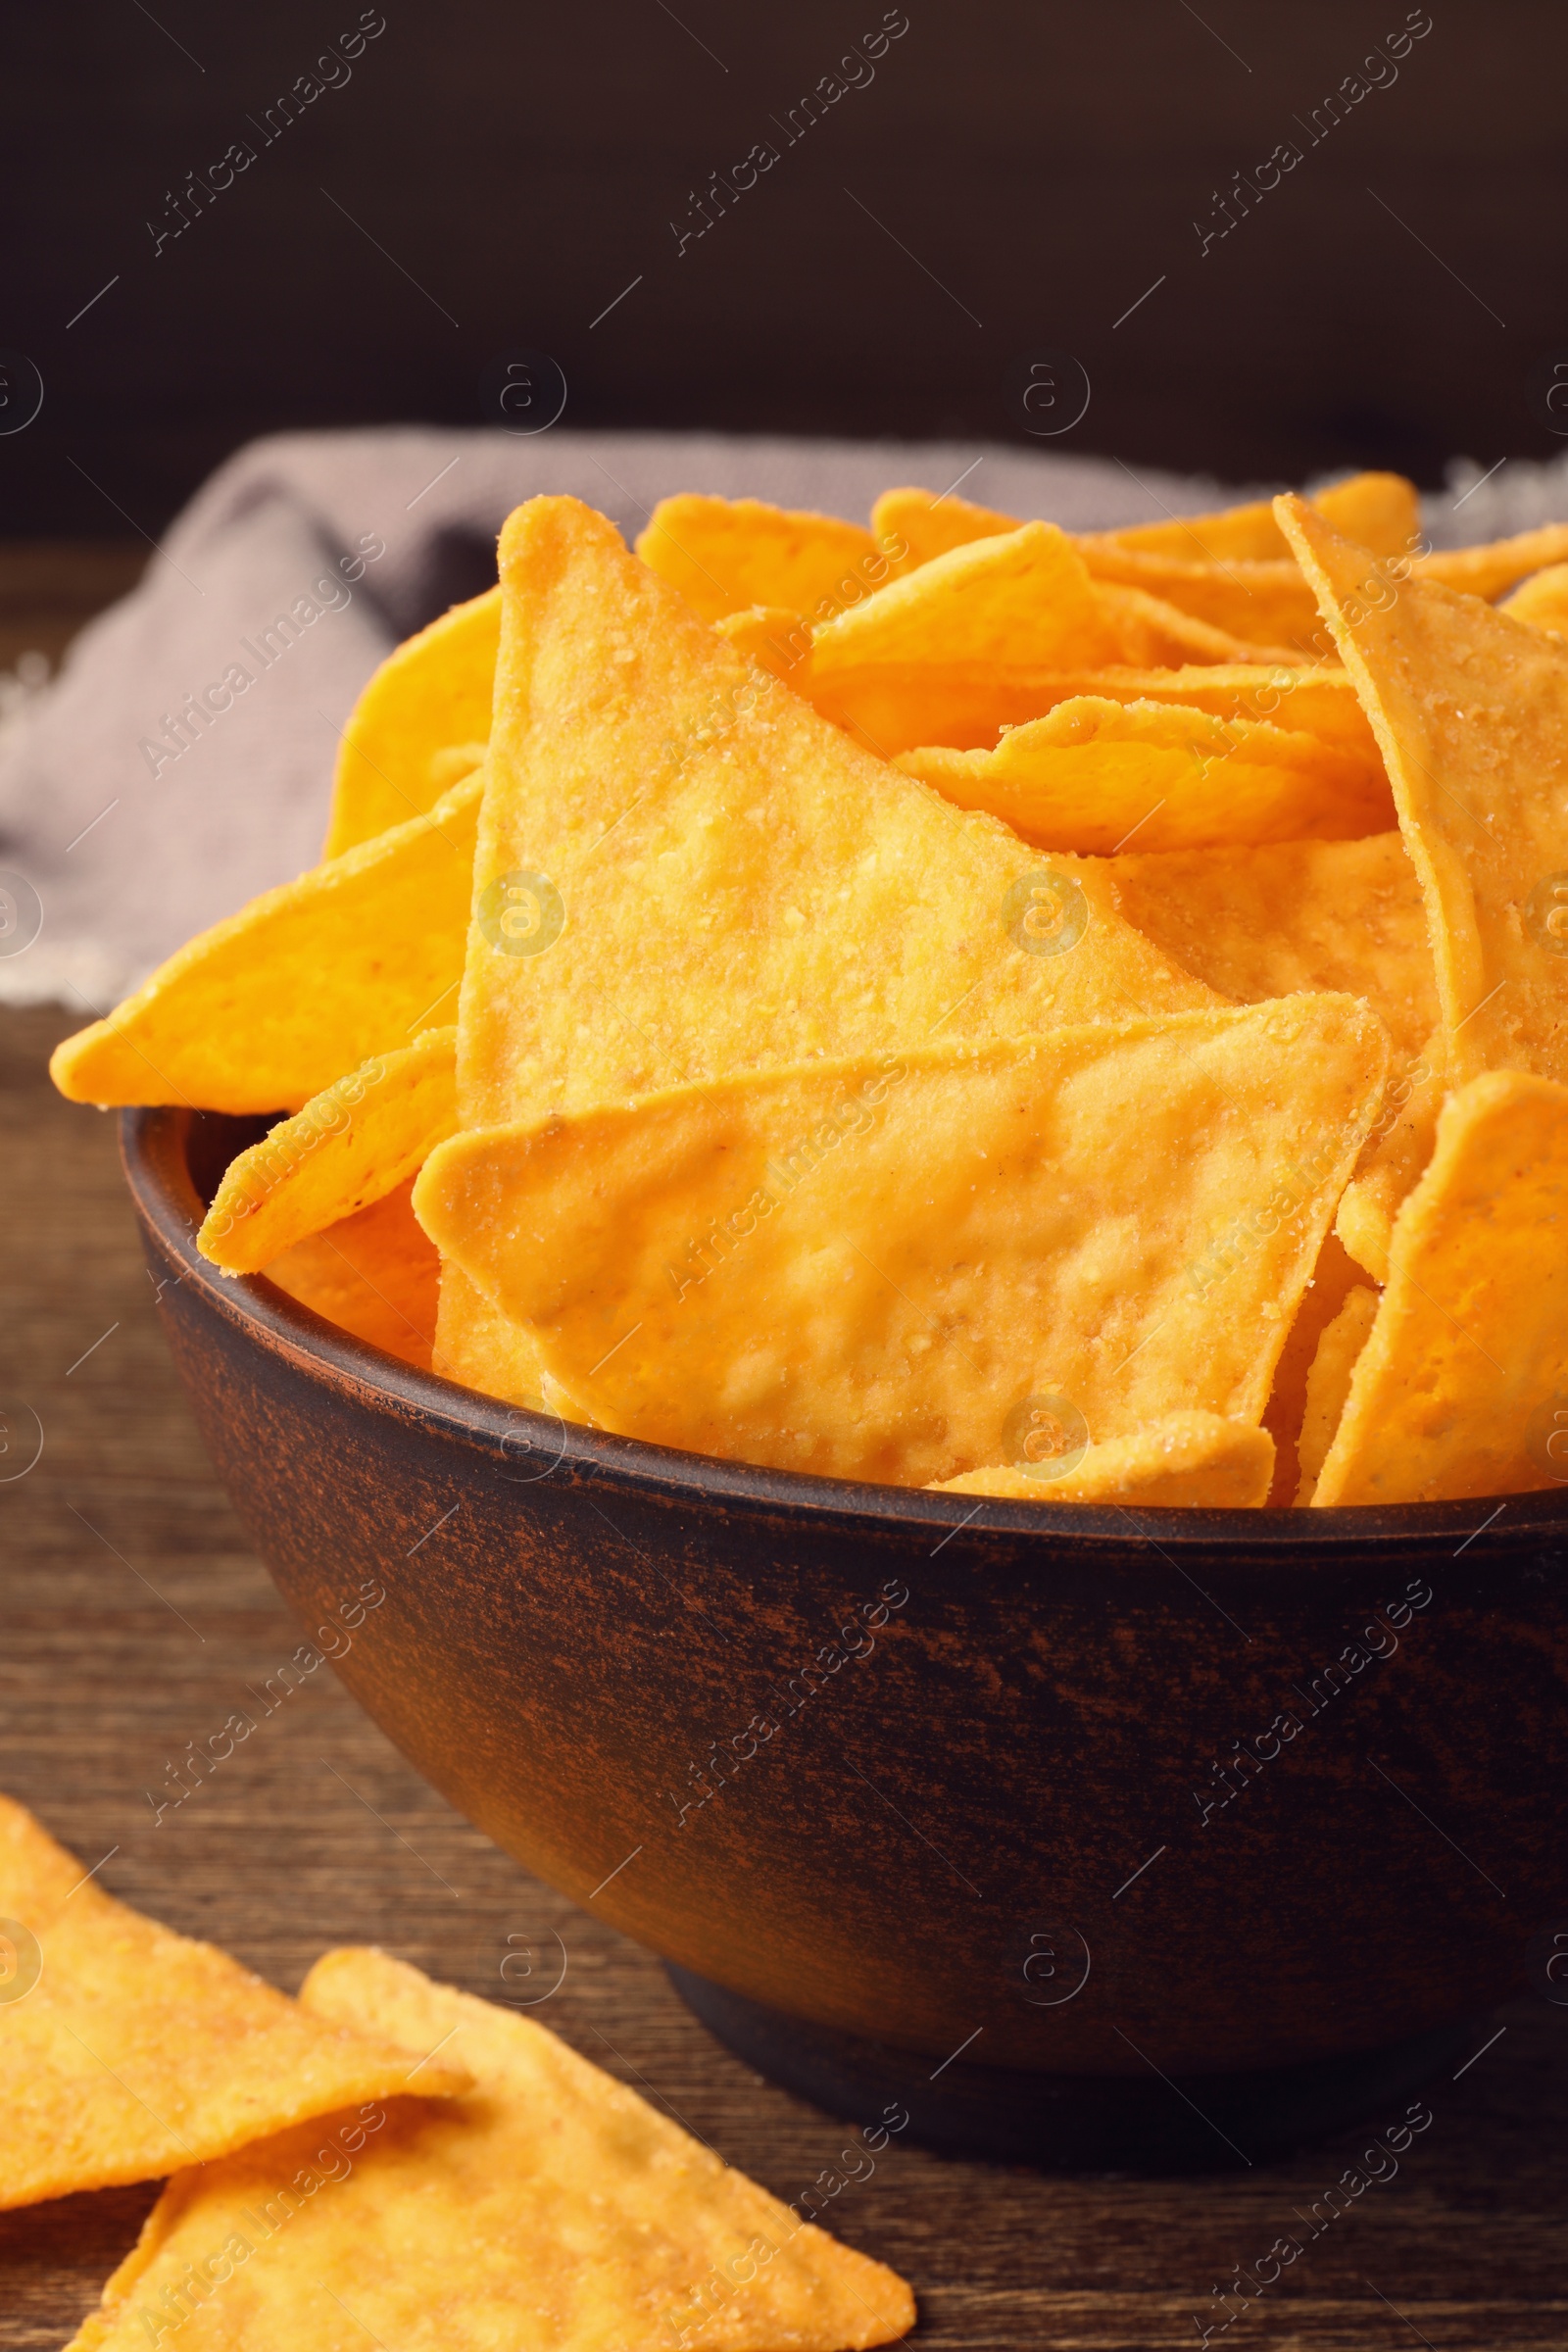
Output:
[{"xmin": 2, "ymin": 1001, "xmax": 1566, "ymax": 2349}]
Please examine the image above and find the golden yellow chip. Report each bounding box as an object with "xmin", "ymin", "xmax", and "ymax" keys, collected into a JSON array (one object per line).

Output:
[
  {"xmin": 930, "ymin": 1412, "xmax": 1273, "ymax": 1505},
  {"xmin": 1500, "ymin": 562, "xmax": 1568, "ymax": 636},
  {"xmin": 1098, "ymin": 470, "xmax": 1420, "ymax": 563},
  {"xmin": 1105, "ymin": 832, "xmax": 1435, "ymax": 1059},
  {"xmin": 416, "ymin": 1003, "xmax": 1389, "ymax": 1487},
  {"xmin": 322, "ymin": 590, "xmax": 500, "ymax": 858},
  {"xmin": 868, "ymin": 484, "xmax": 1019, "ymax": 569},
  {"xmin": 1092, "ymin": 581, "xmax": 1295, "ymax": 665},
  {"xmin": 1313, "ymin": 1069, "xmax": 1568, "ymax": 1504},
  {"xmin": 51, "ymin": 775, "xmax": 479, "ymax": 1113},
  {"xmin": 71, "ymin": 1947, "xmax": 914, "ymax": 2352},
  {"xmin": 897, "ymin": 697, "xmax": 1391, "ymax": 855},
  {"xmin": 1415, "ymin": 524, "xmax": 1568, "ymax": 603},
  {"xmin": 1279, "ymin": 494, "xmax": 1568, "ymax": 1086},
  {"xmin": 713, "ymin": 603, "xmax": 812, "ymax": 680},
  {"xmin": 1296, "ymin": 1283, "xmax": 1379, "ymax": 1503},
  {"xmin": 810, "ymin": 519, "xmax": 1125, "ymax": 672},
  {"xmin": 634, "ymin": 493, "xmax": 885, "ymax": 624},
  {"xmin": 1334, "ymin": 1032, "xmax": 1446, "ymax": 1282},
  {"xmin": 430, "ymin": 1258, "xmax": 546, "ymax": 1403},
  {"xmin": 199, "ymin": 1029, "xmax": 457, "ymax": 1272},
  {"xmin": 0, "ymin": 1798, "xmax": 468, "ymax": 2213},
  {"xmin": 1258, "ymin": 1230, "xmax": 1366, "ymax": 1503},
  {"xmin": 804, "ymin": 656, "xmax": 1376, "ymax": 763},
  {"xmin": 459, "ymin": 495, "xmax": 1216, "ymax": 1133},
  {"xmin": 1076, "ymin": 543, "xmax": 1325, "ymax": 655},
  {"xmin": 264, "ymin": 1181, "xmax": 441, "ymax": 1370}
]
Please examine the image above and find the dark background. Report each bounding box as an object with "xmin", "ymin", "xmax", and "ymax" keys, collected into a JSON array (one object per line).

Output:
[{"xmin": 4, "ymin": 0, "xmax": 1568, "ymax": 536}]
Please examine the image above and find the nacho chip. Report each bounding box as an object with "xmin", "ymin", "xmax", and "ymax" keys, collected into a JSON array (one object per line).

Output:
[
  {"xmin": 460, "ymin": 496, "xmax": 1217, "ymax": 1132},
  {"xmin": 1093, "ymin": 582, "xmax": 1294, "ymax": 665},
  {"xmin": 1076, "ymin": 542, "xmax": 1326, "ymax": 654},
  {"xmin": 1500, "ymin": 562, "xmax": 1568, "ymax": 637},
  {"xmin": 429, "ymin": 740, "xmax": 489, "ymax": 791},
  {"xmin": 1416, "ymin": 524, "xmax": 1568, "ymax": 604},
  {"xmin": 1100, "ymin": 471, "xmax": 1421, "ymax": 563},
  {"xmin": 635, "ymin": 494, "xmax": 884, "ymax": 625},
  {"xmin": 199, "ymin": 1029, "xmax": 457, "ymax": 1272},
  {"xmin": 713, "ymin": 604, "xmax": 812, "ymax": 681},
  {"xmin": 1105, "ymin": 833, "xmax": 1435, "ymax": 1058},
  {"xmin": 416, "ymin": 1004, "xmax": 1389, "ymax": 1486},
  {"xmin": 931, "ymin": 1412, "xmax": 1273, "ymax": 1505},
  {"xmin": 71, "ymin": 1947, "xmax": 915, "ymax": 2352},
  {"xmin": 430, "ymin": 1258, "xmax": 546, "ymax": 1404},
  {"xmin": 264, "ymin": 1181, "xmax": 441, "ymax": 1369},
  {"xmin": 322, "ymin": 590, "xmax": 500, "ymax": 858},
  {"xmin": 51, "ymin": 775, "xmax": 479, "ymax": 1113},
  {"xmin": 805, "ymin": 657, "xmax": 1378, "ymax": 763},
  {"xmin": 0, "ymin": 1798, "xmax": 467, "ymax": 2213},
  {"xmin": 897, "ymin": 698, "xmax": 1390, "ymax": 855},
  {"xmin": 811, "ymin": 520, "xmax": 1126, "ymax": 673},
  {"xmin": 869, "ymin": 485, "xmax": 1019, "ymax": 570},
  {"xmin": 1259, "ymin": 1229, "xmax": 1367, "ymax": 1504},
  {"xmin": 1296, "ymin": 1283, "xmax": 1379, "ymax": 1503},
  {"xmin": 1313, "ymin": 1069, "xmax": 1568, "ymax": 1504},
  {"xmin": 1334, "ymin": 1031, "xmax": 1446, "ymax": 1281},
  {"xmin": 1278, "ymin": 494, "xmax": 1568, "ymax": 1086}
]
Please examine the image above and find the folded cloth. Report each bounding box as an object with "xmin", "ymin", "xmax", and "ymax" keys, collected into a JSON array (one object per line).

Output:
[{"xmin": 1, "ymin": 425, "xmax": 1561, "ymax": 1009}]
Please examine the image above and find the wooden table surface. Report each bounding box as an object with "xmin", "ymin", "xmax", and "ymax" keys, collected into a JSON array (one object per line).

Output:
[{"xmin": 4, "ymin": 1003, "xmax": 1566, "ymax": 2349}]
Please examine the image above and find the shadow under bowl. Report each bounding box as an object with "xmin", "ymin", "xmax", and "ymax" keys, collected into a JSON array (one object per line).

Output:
[{"xmin": 122, "ymin": 1106, "xmax": 1568, "ymax": 2171}]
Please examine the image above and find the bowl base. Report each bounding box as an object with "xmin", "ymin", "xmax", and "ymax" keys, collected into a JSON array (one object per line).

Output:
[{"xmin": 666, "ymin": 1967, "xmax": 1483, "ymax": 2173}]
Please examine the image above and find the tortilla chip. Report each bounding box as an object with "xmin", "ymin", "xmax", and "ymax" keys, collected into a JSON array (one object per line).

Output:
[
  {"xmin": 1296, "ymin": 1283, "xmax": 1379, "ymax": 1503},
  {"xmin": 713, "ymin": 604, "xmax": 812, "ymax": 681},
  {"xmin": 0, "ymin": 1798, "xmax": 468, "ymax": 2213},
  {"xmin": 1099, "ymin": 471, "xmax": 1421, "ymax": 563},
  {"xmin": 930, "ymin": 1412, "xmax": 1273, "ymax": 1505},
  {"xmin": 811, "ymin": 520, "xmax": 1126, "ymax": 672},
  {"xmin": 70, "ymin": 1947, "xmax": 914, "ymax": 2352},
  {"xmin": 459, "ymin": 496, "xmax": 1216, "ymax": 1131},
  {"xmin": 804, "ymin": 657, "xmax": 1377, "ymax": 763},
  {"xmin": 1416, "ymin": 525, "xmax": 1568, "ymax": 604},
  {"xmin": 1278, "ymin": 494, "xmax": 1568, "ymax": 1086},
  {"xmin": 1076, "ymin": 543, "xmax": 1326, "ymax": 654},
  {"xmin": 1313, "ymin": 1068, "xmax": 1568, "ymax": 1504},
  {"xmin": 1259, "ymin": 1230, "xmax": 1367, "ymax": 1504},
  {"xmin": 1093, "ymin": 582, "xmax": 1295, "ymax": 665},
  {"xmin": 897, "ymin": 698, "xmax": 1391, "ymax": 855},
  {"xmin": 1104, "ymin": 833, "xmax": 1435, "ymax": 1059},
  {"xmin": 430, "ymin": 1258, "xmax": 546, "ymax": 1404},
  {"xmin": 634, "ymin": 494, "xmax": 883, "ymax": 625},
  {"xmin": 1500, "ymin": 562, "xmax": 1568, "ymax": 637},
  {"xmin": 1334, "ymin": 1031, "xmax": 1446, "ymax": 1281},
  {"xmin": 322, "ymin": 590, "xmax": 500, "ymax": 858},
  {"xmin": 429, "ymin": 741, "xmax": 489, "ymax": 791},
  {"xmin": 416, "ymin": 1003, "xmax": 1389, "ymax": 1486},
  {"xmin": 264, "ymin": 1181, "xmax": 441, "ymax": 1370},
  {"xmin": 868, "ymin": 485, "xmax": 1021, "ymax": 570},
  {"xmin": 200, "ymin": 1029, "xmax": 457, "ymax": 1272},
  {"xmin": 51, "ymin": 775, "xmax": 480, "ymax": 1114}
]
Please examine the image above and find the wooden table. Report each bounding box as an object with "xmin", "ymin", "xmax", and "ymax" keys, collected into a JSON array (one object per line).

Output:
[{"xmin": 3, "ymin": 1003, "xmax": 1566, "ymax": 2349}]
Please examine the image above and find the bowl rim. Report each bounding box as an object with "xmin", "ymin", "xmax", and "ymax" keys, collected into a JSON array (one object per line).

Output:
[{"xmin": 122, "ymin": 1104, "xmax": 1568, "ymax": 1558}]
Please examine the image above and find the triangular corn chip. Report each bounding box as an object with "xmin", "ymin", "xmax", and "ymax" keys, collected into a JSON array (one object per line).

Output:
[
  {"xmin": 1296, "ymin": 1283, "xmax": 1379, "ymax": 1503},
  {"xmin": 1314, "ymin": 1069, "xmax": 1568, "ymax": 1504},
  {"xmin": 459, "ymin": 496, "xmax": 1216, "ymax": 1130},
  {"xmin": 416, "ymin": 1004, "xmax": 1389, "ymax": 1487},
  {"xmin": 1259, "ymin": 1230, "xmax": 1366, "ymax": 1503},
  {"xmin": 713, "ymin": 603, "xmax": 812, "ymax": 680},
  {"xmin": 931, "ymin": 1412, "xmax": 1273, "ymax": 1505},
  {"xmin": 1335, "ymin": 1028, "xmax": 1446, "ymax": 1281},
  {"xmin": 1500, "ymin": 561, "xmax": 1568, "ymax": 636},
  {"xmin": 635, "ymin": 493, "xmax": 882, "ymax": 623},
  {"xmin": 897, "ymin": 698, "xmax": 1391, "ymax": 855},
  {"xmin": 200, "ymin": 1029, "xmax": 457, "ymax": 1272},
  {"xmin": 803, "ymin": 657, "xmax": 1377, "ymax": 762},
  {"xmin": 869, "ymin": 485, "xmax": 1019, "ymax": 569},
  {"xmin": 1105, "ymin": 833, "xmax": 1436, "ymax": 1059},
  {"xmin": 70, "ymin": 1948, "xmax": 914, "ymax": 2352},
  {"xmin": 265, "ymin": 1180, "xmax": 441, "ymax": 1370},
  {"xmin": 1415, "ymin": 524, "xmax": 1568, "ymax": 603},
  {"xmin": 322, "ymin": 590, "xmax": 500, "ymax": 857},
  {"xmin": 1278, "ymin": 494, "xmax": 1568, "ymax": 1085},
  {"xmin": 430, "ymin": 1258, "xmax": 546, "ymax": 1402},
  {"xmin": 811, "ymin": 520, "xmax": 1126, "ymax": 671},
  {"xmin": 0, "ymin": 1799, "xmax": 468, "ymax": 2212},
  {"xmin": 1092, "ymin": 580, "xmax": 1295, "ymax": 665},
  {"xmin": 51, "ymin": 773, "xmax": 480, "ymax": 1113},
  {"xmin": 1099, "ymin": 471, "xmax": 1421, "ymax": 563},
  {"xmin": 1076, "ymin": 542, "xmax": 1325, "ymax": 653}
]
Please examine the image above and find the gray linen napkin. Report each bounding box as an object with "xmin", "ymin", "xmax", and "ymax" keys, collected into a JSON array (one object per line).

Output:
[{"xmin": 1, "ymin": 425, "xmax": 1562, "ymax": 1009}]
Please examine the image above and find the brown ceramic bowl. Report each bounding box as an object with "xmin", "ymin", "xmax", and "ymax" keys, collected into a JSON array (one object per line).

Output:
[{"xmin": 123, "ymin": 1104, "xmax": 1568, "ymax": 2171}]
